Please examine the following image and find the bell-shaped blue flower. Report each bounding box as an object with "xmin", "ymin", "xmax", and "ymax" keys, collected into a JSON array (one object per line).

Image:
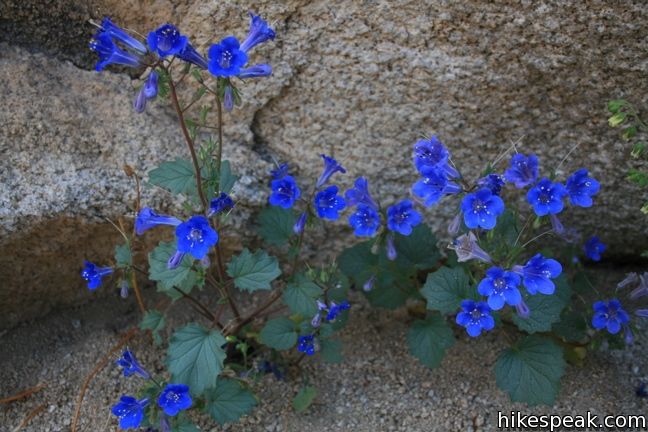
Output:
[
  {"xmin": 208, "ymin": 36, "xmax": 249, "ymax": 77},
  {"xmin": 448, "ymin": 232, "xmax": 492, "ymax": 263},
  {"xmin": 412, "ymin": 136, "xmax": 458, "ymax": 178},
  {"xmin": 100, "ymin": 17, "xmax": 147, "ymax": 54},
  {"xmin": 175, "ymin": 216, "xmax": 218, "ymax": 259},
  {"xmin": 349, "ymin": 204, "xmax": 381, "ymax": 236},
  {"xmin": 158, "ymin": 384, "xmax": 192, "ymax": 416},
  {"xmin": 592, "ymin": 299, "xmax": 630, "ymax": 335},
  {"xmin": 111, "ymin": 396, "xmax": 149, "ymax": 429},
  {"xmin": 387, "ymin": 200, "xmax": 422, "ymax": 235},
  {"xmin": 135, "ymin": 208, "xmax": 181, "ymax": 235},
  {"xmin": 412, "ymin": 167, "xmax": 461, "ymax": 207},
  {"xmin": 269, "ymin": 175, "xmax": 301, "ymax": 208},
  {"xmin": 325, "ymin": 301, "xmax": 350, "ymax": 321},
  {"xmin": 314, "ymin": 185, "xmax": 346, "ymax": 220},
  {"xmin": 116, "ymin": 350, "xmax": 149, "ymax": 379},
  {"xmin": 512, "ymin": 253, "xmax": 562, "ymax": 295},
  {"xmin": 477, "ymin": 173, "xmax": 505, "ymax": 196},
  {"xmin": 527, "ymin": 178, "xmax": 567, "ymax": 216},
  {"xmin": 584, "ymin": 236, "xmax": 606, "ymax": 261},
  {"xmin": 460, "ymin": 188, "xmax": 505, "ymax": 230},
  {"xmin": 147, "ymin": 24, "xmax": 187, "ymax": 56},
  {"xmin": 81, "ymin": 261, "xmax": 113, "ymax": 290},
  {"xmin": 133, "ymin": 87, "xmax": 147, "ymax": 113},
  {"xmin": 89, "ymin": 31, "xmax": 142, "ymax": 71},
  {"xmin": 238, "ymin": 64, "xmax": 273, "ymax": 79},
  {"xmin": 478, "ymin": 267, "xmax": 522, "ymax": 310},
  {"xmin": 504, "ymin": 154, "xmax": 538, "ymax": 188},
  {"xmin": 293, "ymin": 212, "xmax": 307, "ymax": 234},
  {"xmin": 455, "ymin": 300, "xmax": 495, "ymax": 337},
  {"xmin": 316, "ymin": 154, "xmax": 346, "ymax": 188},
  {"xmin": 240, "ymin": 12, "xmax": 276, "ymax": 53},
  {"xmin": 345, "ymin": 177, "xmax": 378, "ymax": 209},
  {"xmin": 208, "ymin": 192, "xmax": 235, "ymax": 216},
  {"xmin": 167, "ymin": 251, "xmax": 186, "ymax": 270},
  {"xmin": 270, "ymin": 163, "xmax": 289, "ymax": 180},
  {"xmin": 566, "ymin": 169, "xmax": 600, "ymax": 207},
  {"xmin": 297, "ymin": 335, "xmax": 317, "ymax": 355},
  {"xmin": 143, "ymin": 71, "xmax": 159, "ymax": 99}
]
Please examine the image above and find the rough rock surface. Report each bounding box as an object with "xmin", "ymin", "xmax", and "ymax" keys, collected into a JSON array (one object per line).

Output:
[{"xmin": 2, "ymin": 0, "xmax": 648, "ymax": 327}]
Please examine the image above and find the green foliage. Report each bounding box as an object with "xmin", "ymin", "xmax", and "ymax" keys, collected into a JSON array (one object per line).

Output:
[
  {"xmin": 148, "ymin": 158, "xmax": 197, "ymax": 195},
  {"xmin": 149, "ymin": 241, "xmax": 198, "ymax": 299},
  {"xmin": 552, "ymin": 310, "xmax": 588, "ymax": 343},
  {"xmin": 495, "ymin": 335, "xmax": 565, "ymax": 406},
  {"xmin": 420, "ymin": 266, "xmax": 473, "ymax": 314},
  {"xmin": 259, "ymin": 318, "xmax": 298, "ymax": 350},
  {"xmin": 512, "ymin": 275, "xmax": 571, "ymax": 333},
  {"xmin": 204, "ymin": 379, "xmax": 257, "ymax": 425},
  {"xmin": 282, "ymin": 274, "xmax": 323, "ymax": 317},
  {"xmin": 226, "ymin": 248, "xmax": 281, "ymax": 292},
  {"xmin": 219, "ymin": 160, "xmax": 238, "ymax": 194},
  {"xmin": 319, "ymin": 338, "xmax": 343, "ymax": 364},
  {"xmin": 167, "ymin": 324, "xmax": 227, "ymax": 396},
  {"xmin": 293, "ymin": 386, "xmax": 318, "ymax": 413},
  {"xmin": 140, "ymin": 309, "xmax": 165, "ymax": 345},
  {"xmin": 407, "ymin": 315, "xmax": 455, "ymax": 369},
  {"xmin": 114, "ymin": 243, "xmax": 132, "ymax": 268},
  {"xmin": 393, "ymin": 225, "xmax": 440, "ymax": 269},
  {"xmin": 256, "ymin": 206, "xmax": 298, "ymax": 246}
]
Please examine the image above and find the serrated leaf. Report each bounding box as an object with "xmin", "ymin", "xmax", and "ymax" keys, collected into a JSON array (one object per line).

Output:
[
  {"xmin": 226, "ymin": 249, "xmax": 281, "ymax": 292},
  {"xmin": 115, "ymin": 243, "xmax": 132, "ymax": 268},
  {"xmin": 407, "ymin": 315, "xmax": 455, "ymax": 369},
  {"xmin": 293, "ymin": 386, "xmax": 318, "ymax": 413},
  {"xmin": 204, "ymin": 378, "xmax": 257, "ymax": 425},
  {"xmin": 394, "ymin": 224, "xmax": 440, "ymax": 269},
  {"xmin": 552, "ymin": 310, "xmax": 588, "ymax": 343},
  {"xmin": 149, "ymin": 158, "xmax": 199, "ymax": 195},
  {"xmin": 167, "ymin": 324, "xmax": 227, "ymax": 396},
  {"xmin": 219, "ymin": 160, "xmax": 238, "ymax": 194},
  {"xmin": 420, "ymin": 267, "xmax": 472, "ymax": 314},
  {"xmin": 175, "ymin": 419, "xmax": 200, "ymax": 432},
  {"xmin": 365, "ymin": 272, "xmax": 414, "ymax": 309},
  {"xmin": 256, "ymin": 206, "xmax": 297, "ymax": 246},
  {"xmin": 337, "ymin": 241, "xmax": 378, "ymax": 287},
  {"xmin": 495, "ymin": 335, "xmax": 565, "ymax": 406},
  {"xmin": 283, "ymin": 275, "xmax": 323, "ymax": 317},
  {"xmin": 149, "ymin": 241, "xmax": 197, "ymax": 299},
  {"xmin": 259, "ymin": 318, "xmax": 297, "ymax": 350},
  {"xmin": 320, "ymin": 339, "xmax": 343, "ymax": 364},
  {"xmin": 512, "ymin": 275, "xmax": 571, "ymax": 333},
  {"xmin": 140, "ymin": 310, "xmax": 165, "ymax": 345}
]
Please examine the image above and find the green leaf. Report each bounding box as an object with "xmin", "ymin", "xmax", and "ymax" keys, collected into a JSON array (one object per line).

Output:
[
  {"xmin": 167, "ymin": 324, "xmax": 227, "ymax": 396},
  {"xmin": 420, "ymin": 267, "xmax": 472, "ymax": 314},
  {"xmin": 140, "ymin": 310, "xmax": 165, "ymax": 345},
  {"xmin": 115, "ymin": 243, "xmax": 132, "ymax": 268},
  {"xmin": 607, "ymin": 99, "xmax": 626, "ymax": 113},
  {"xmin": 259, "ymin": 318, "xmax": 298, "ymax": 350},
  {"xmin": 227, "ymin": 249, "xmax": 281, "ymax": 292},
  {"xmin": 407, "ymin": 315, "xmax": 455, "ymax": 369},
  {"xmin": 495, "ymin": 335, "xmax": 565, "ymax": 406},
  {"xmin": 219, "ymin": 160, "xmax": 238, "ymax": 194},
  {"xmin": 149, "ymin": 241, "xmax": 197, "ymax": 299},
  {"xmin": 365, "ymin": 272, "xmax": 415, "ymax": 309},
  {"xmin": 512, "ymin": 275, "xmax": 571, "ymax": 333},
  {"xmin": 552, "ymin": 310, "xmax": 588, "ymax": 343},
  {"xmin": 283, "ymin": 275, "xmax": 323, "ymax": 317},
  {"xmin": 608, "ymin": 112, "xmax": 626, "ymax": 127},
  {"xmin": 320, "ymin": 339, "xmax": 343, "ymax": 363},
  {"xmin": 394, "ymin": 224, "xmax": 440, "ymax": 269},
  {"xmin": 337, "ymin": 241, "xmax": 377, "ymax": 287},
  {"xmin": 148, "ymin": 158, "xmax": 197, "ymax": 195},
  {"xmin": 204, "ymin": 378, "xmax": 257, "ymax": 425},
  {"xmin": 256, "ymin": 206, "xmax": 297, "ymax": 246},
  {"xmin": 175, "ymin": 419, "xmax": 200, "ymax": 432},
  {"xmin": 292, "ymin": 386, "xmax": 318, "ymax": 413}
]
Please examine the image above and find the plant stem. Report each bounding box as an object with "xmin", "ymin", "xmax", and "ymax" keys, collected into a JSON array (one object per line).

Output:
[{"xmin": 206, "ymin": 273, "xmax": 241, "ymax": 320}]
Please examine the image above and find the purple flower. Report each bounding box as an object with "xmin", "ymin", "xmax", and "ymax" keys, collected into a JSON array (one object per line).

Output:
[
  {"xmin": 477, "ymin": 267, "xmax": 522, "ymax": 310},
  {"xmin": 592, "ymin": 299, "xmax": 630, "ymax": 335},
  {"xmin": 208, "ymin": 192, "xmax": 235, "ymax": 216},
  {"xmin": 456, "ymin": 300, "xmax": 495, "ymax": 337},
  {"xmin": 527, "ymin": 178, "xmax": 567, "ymax": 216},
  {"xmin": 363, "ymin": 275, "xmax": 376, "ymax": 292},
  {"xmin": 223, "ymin": 86, "xmax": 234, "ymax": 111},
  {"xmin": 345, "ymin": 177, "xmax": 378, "ymax": 209},
  {"xmin": 412, "ymin": 167, "xmax": 461, "ymax": 207},
  {"xmin": 460, "ymin": 188, "xmax": 505, "ymax": 230},
  {"xmin": 269, "ymin": 175, "xmax": 301, "ymax": 208},
  {"xmin": 99, "ymin": 17, "xmax": 147, "ymax": 54},
  {"xmin": 175, "ymin": 216, "xmax": 218, "ymax": 259},
  {"xmin": 566, "ymin": 169, "xmax": 600, "ymax": 207},
  {"xmin": 504, "ymin": 154, "xmax": 538, "ymax": 188},
  {"xmin": 448, "ymin": 232, "xmax": 492, "ymax": 263},
  {"xmin": 111, "ymin": 396, "xmax": 149, "ymax": 429},
  {"xmin": 116, "ymin": 350, "xmax": 149, "ymax": 379},
  {"xmin": 412, "ymin": 136, "xmax": 458, "ymax": 178},
  {"xmin": 89, "ymin": 31, "xmax": 142, "ymax": 71},
  {"xmin": 167, "ymin": 251, "xmax": 186, "ymax": 270},
  {"xmin": 81, "ymin": 261, "xmax": 113, "ymax": 290},
  {"xmin": 584, "ymin": 236, "xmax": 606, "ymax": 261},
  {"xmin": 316, "ymin": 155, "xmax": 346, "ymax": 188},
  {"xmin": 208, "ymin": 36, "xmax": 249, "ymax": 77},
  {"xmin": 238, "ymin": 64, "xmax": 272, "ymax": 79},
  {"xmin": 297, "ymin": 335, "xmax": 317, "ymax": 355},
  {"xmin": 349, "ymin": 204, "xmax": 381, "ymax": 236},
  {"xmin": 447, "ymin": 213, "xmax": 462, "ymax": 236},
  {"xmin": 143, "ymin": 71, "xmax": 159, "ymax": 99},
  {"xmin": 135, "ymin": 208, "xmax": 181, "ymax": 235},
  {"xmin": 386, "ymin": 200, "xmax": 422, "ymax": 236},
  {"xmin": 158, "ymin": 384, "xmax": 192, "ymax": 416},
  {"xmin": 314, "ymin": 185, "xmax": 346, "ymax": 220},
  {"xmin": 133, "ymin": 87, "xmax": 147, "ymax": 113},
  {"xmin": 515, "ymin": 299, "xmax": 530, "ymax": 319},
  {"xmin": 293, "ymin": 212, "xmax": 307, "ymax": 234},
  {"xmin": 240, "ymin": 12, "xmax": 276, "ymax": 53},
  {"xmin": 477, "ymin": 174, "xmax": 506, "ymax": 196},
  {"xmin": 512, "ymin": 253, "xmax": 562, "ymax": 295},
  {"xmin": 325, "ymin": 301, "xmax": 350, "ymax": 321}
]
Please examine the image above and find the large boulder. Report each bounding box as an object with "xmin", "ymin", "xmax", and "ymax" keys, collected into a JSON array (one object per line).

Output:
[{"xmin": 1, "ymin": 0, "xmax": 647, "ymax": 328}]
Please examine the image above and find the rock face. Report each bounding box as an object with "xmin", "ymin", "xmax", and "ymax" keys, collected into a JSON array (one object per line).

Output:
[{"xmin": 1, "ymin": 0, "xmax": 648, "ymax": 327}]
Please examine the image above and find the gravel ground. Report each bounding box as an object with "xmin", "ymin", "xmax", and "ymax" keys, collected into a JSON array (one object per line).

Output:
[{"xmin": 1, "ymin": 269, "xmax": 647, "ymax": 432}]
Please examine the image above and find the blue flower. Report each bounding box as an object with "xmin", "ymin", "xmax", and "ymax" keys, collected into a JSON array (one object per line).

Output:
[
  {"xmin": 207, "ymin": 36, "xmax": 249, "ymax": 77},
  {"xmin": 293, "ymin": 212, "xmax": 307, "ymax": 234},
  {"xmin": 345, "ymin": 177, "xmax": 378, "ymax": 209},
  {"xmin": 477, "ymin": 174, "xmax": 506, "ymax": 196},
  {"xmin": 477, "ymin": 267, "xmax": 522, "ymax": 310},
  {"xmin": 460, "ymin": 188, "xmax": 505, "ymax": 230},
  {"xmin": 99, "ymin": 18, "xmax": 147, "ymax": 54},
  {"xmin": 349, "ymin": 204, "xmax": 381, "ymax": 236},
  {"xmin": 387, "ymin": 200, "xmax": 422, "ymax": 235},
  {"xmin": 135, "ymin": 208, "xmax": 181, "ymax": 235},
  {"xmin": 566, "ymin": 169, "xmax": 600, "ymax": 207},
  {"xmin": 584, "ymin": 236, "xmax": 606, "ymax": 261},
  {"xmin": 158, "ymin": 384, "xmax": 192, "ymax": 416},
  {"xmin": 270, "ymin": 163, "xmax": 290, "ymax": 180},
  {"xmin": 325, "ymin": 301, "xmax": 350, "ymax": 321},
  {"xmin": 504, "ymin": 154, "xmax": 538, "ymax": 188},
  {"xmin": 316, "ymin": 154, "xmax": 346, "ymax": 188},
  {"xmin": 238, "ymin": 64, "xmax": 272, "ymax": 78},
  {"xmin": 297, "ymin": 335, "xmax": 317, "ymax": 356},
  {"xmin": 223, "ymin": 86, "xmax": 234, "ymax": 111},
  {"xmin": 515, "ymin": 299, "xmax": 530, "ymax": 318},
  {"xmin": 527, "ymin": 178, "xmax": 567, "ymax": 216},
  {"xmin": 111, "ymin": 396, "xmax": 149, "ymax": 429},
  {"xmin": 448, "ymin": 232, "xmax": 492, "ymax": 264},
  {"xmin": 269, "ymin": 175, "xmax": 301, "ymax": 208},
  {"xmin": 455, "ymin": 300, "xmax": 495, "ymax": 337},
  {"xmin": 89, "ymin": 31, "xmax": 142, "ymax": 71},
  {"xmin": 412, "ymin": 167, "xmax": 461, "ymax": 207},
  {"xmin": 363, "ymin": 275, "xmax": 376, "ymax": 292},
  {"xmin": 81, "ymin": 261, "xmax": 113, "ymax": 290},
  {"xmin": 412, "ymin": 136, "xmax": 458, "ymax": 178},
  {"xmin": 116, "ymin": 350, "xmax": 149, "ymax": 379},
  {"xmin": 133, "ymin": 87, "xmax": 147, "ymax": 113},
  {"xmin": 175, "ymin": 216, "xmax": 218, "ymax": 259},
  {"xmin": 143, "ymin": 71, "xmax": 159, "ymax": 99},
  {"xmin": 208, "ymin": 193, "xmax": 235, "ymax": 216},
  {"xmin": 513, "ymin": 254, "xmax": 562, "ymax": 295},
  {"xmin": 314, "ymin": 185, "xmax": 347, "ymax": 220},
  {"xmin": 148, "ymin": 24, "xmax": 187, "ymax": 56},
  {"xmin": 167, "ymin": 251, "xmax": 186, "ymax": 270},
  {"xmin": 592, "ymin": 299, "xmax": 630, "ymax": 335},
  {"xmin": 386, "ymin": 233, "xmax": 397, "ymax": 260},
  {"xmin": 240, "ymin": 12, "xmax": 276, "ymax": 53}
]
